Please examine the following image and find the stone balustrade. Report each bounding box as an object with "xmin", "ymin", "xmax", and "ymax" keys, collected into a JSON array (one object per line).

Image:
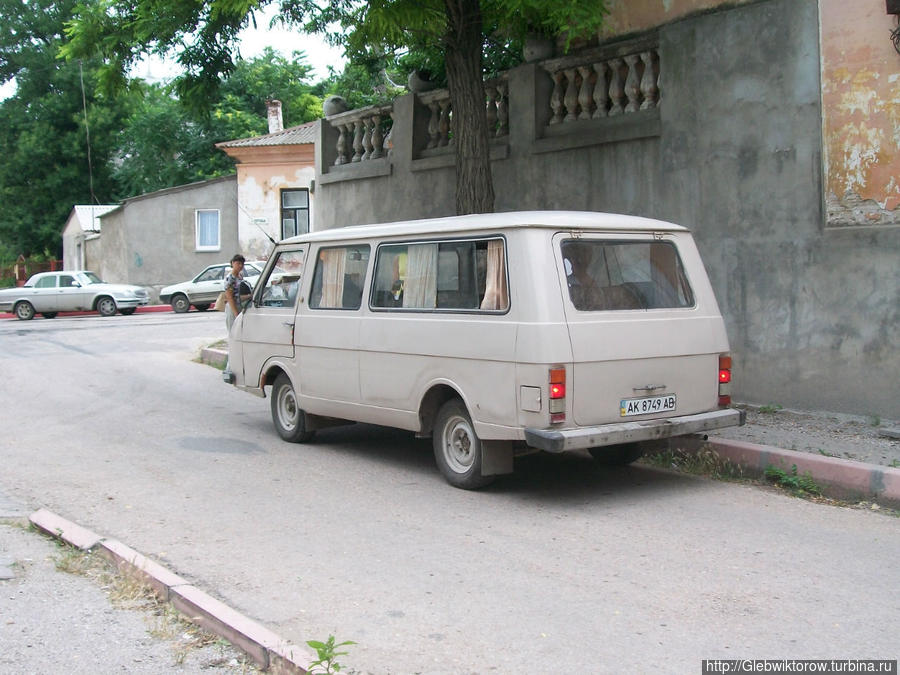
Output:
[
  {"xmin": 541, "ymin": 41, "xmax": 660, "ymax": 125},
  {"xmin": 325, "ymin": 104, "xmax": 394, "ymax": 166},
  {"xmin": 418, "ymin": 76, "xmax": 510, "ymax": 150}
]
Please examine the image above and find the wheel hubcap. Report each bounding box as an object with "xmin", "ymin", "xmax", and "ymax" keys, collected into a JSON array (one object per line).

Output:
[
  {"xmin": 278, "ymin": 386, "xmax": 298, "ymax": 431},
  {"xmin": 443, "ymin": 415, "xmax": 475, "ymax": 473}
]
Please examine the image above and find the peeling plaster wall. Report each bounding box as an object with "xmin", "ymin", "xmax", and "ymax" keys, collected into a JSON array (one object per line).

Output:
[
  {"xmin": 821, "ymin": 0, "xmax": 900, "ymax": 226},
  {"xmin": 234, "ymin": 164, "xmax": 315, "ymax": 261}
]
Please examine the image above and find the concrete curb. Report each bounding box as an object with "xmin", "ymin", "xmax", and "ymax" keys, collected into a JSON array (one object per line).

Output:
[
  {"xmin": 28, "ymin": 509, "xmax": 315, "ymax": 673},
  {"xmin": 705, "ymin": 437, "xmax": 900, "ymax": 508},
  {"xmin": 200, "ymin": 347, "xmax": 228, "ymax": 368}
]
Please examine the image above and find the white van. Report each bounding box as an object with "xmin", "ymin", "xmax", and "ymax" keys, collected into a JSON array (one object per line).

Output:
[{"xmin": 226, "ymin": 211, "xmax": 744, "ymax": 489}]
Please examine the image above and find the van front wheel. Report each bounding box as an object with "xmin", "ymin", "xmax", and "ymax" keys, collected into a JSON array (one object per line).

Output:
[
  {"xmin": 433, "ymin": 400, "xmax": 494, "ymax": 490},
  {"xmin": 271, "ymin": 373, "xmax": 315, "ymax": 443}
]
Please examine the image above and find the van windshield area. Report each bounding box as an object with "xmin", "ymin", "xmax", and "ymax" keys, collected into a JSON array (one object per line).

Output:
[{"xmin": 561, "ymin": 240, "xmax": 694, "ymax": 311}]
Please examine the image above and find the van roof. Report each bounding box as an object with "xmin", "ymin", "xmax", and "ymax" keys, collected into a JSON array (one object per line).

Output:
[{"xmin": 284, "ymin": 211, "xmax": 687, "ymax": 245}]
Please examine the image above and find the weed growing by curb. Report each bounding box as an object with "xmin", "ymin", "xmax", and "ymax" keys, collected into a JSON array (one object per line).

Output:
[
  {"xmin": 759, "ymin": 403, "xmax": 783, "ymax": 414},
  {"xmin": 306, "ymin": 635, "xmax": 356, "ymax": 674},
  {"xmin": 764, "ymin": 464, "xmax": 822, "ymax": 497}
]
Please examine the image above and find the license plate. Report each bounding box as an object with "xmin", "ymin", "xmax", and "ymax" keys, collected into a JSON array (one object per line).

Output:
[{"xmin": 620, "ymin": 393, "xmax": 677, "ymax": 417}]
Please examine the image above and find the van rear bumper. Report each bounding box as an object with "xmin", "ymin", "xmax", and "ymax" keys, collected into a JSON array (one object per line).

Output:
[{"xmin": 524, "ymin": 408, "xmax": 745, "ymax": 453}]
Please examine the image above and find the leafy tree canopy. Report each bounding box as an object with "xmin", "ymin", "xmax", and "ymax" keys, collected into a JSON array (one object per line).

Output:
[{"xmin": 64, "ymin": 0, "xmax": 607, "ymax": 215}]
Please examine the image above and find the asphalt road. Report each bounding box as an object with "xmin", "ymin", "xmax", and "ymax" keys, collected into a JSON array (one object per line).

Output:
[{"xmin": 0, "ymin": 312, "xmax": 897, "ymax": 674}]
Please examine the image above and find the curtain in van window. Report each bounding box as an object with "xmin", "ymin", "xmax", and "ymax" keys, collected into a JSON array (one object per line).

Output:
[
  {"xmin": 320, "ymin": 248, "xmax": 346, "ymax": 307},
  {"xmin": 403, "ymin": 244, "xmax": 438, "ymax": 308},
  {"xmin": 480, "ymin": 239, "xmax": 508, "ymax": 310}
]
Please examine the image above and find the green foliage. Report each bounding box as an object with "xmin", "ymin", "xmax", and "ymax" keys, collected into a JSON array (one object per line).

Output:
[
  {"xmin": 764, "ymin": 464, "xmax": 822, "ymax": 497},
  {"xmin": 759, "ymin": 403, "xmax": 783, "ymax": 414},
  {"xmin": 306, "ymin": 635, "xmax": 356, "ymax": 674}
]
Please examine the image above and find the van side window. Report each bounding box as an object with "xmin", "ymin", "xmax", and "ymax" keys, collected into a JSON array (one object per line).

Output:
[
  {"xmin": 258, "ymin": 249, "xmax": 305, "ymax": 308},
  {"xmin": 561, "ymin": 240, "xmax": 694, "ymax": 311},
  {"xmin": 371, "ymin": 238, "xmax": 508, "ymax": 312},
  {"xmin": 309, "ymin": 245, "xmax": 370, "ymax": 310}
]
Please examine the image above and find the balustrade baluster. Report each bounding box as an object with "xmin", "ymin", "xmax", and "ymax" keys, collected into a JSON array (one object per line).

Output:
[
  {"xmin": 608, "ymin": 58, "xmax": 625, "ymax": 116},
  {"xmin": 549, "ymin": 70, "xmax": 564, "ymax": 124},
  {"xmin": 335, "ymin": 124, "xmax": 348, "ymax": 165},
  {"xmin": 384, "ymin": 110, "xmax": 394, "ymax": 155},
  {"xmin": 640, "ymin": 51, "xmax": 659, "ymax": 109},
  {"xmin": 371, "ymin": 114, "xmax": 384, "ymax": 159},
  {"xmin": 427, "ymin": 101, "xmax": 441, "ymax": 149},
  {"xmin": 352, "ymin": 120, "xmax": 364, "ymax": 162},
  {"xmin": 563, "ymin": 69, "xmax": 578, "ymax": 122},
  {"xmin": 361, "ymin": 117, "xmax": 374, "ymax": 161},
  {"xmin": 624, "ymin": 54, "xmax": 641, "ymax": 112},
  {"xmin": 592, "ymin": 62, "xmax": 609, "ymax": 118},
  {"xmin": 577, "ymin": 66, "xmax": 593, "ymax": 120}
]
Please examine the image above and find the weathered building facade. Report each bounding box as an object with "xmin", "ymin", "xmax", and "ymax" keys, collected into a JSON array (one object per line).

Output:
[
  {"xmin": 312, "ymin": 0, "xmax": 899, "ymax": 418},
  {"xmin": 98, "ymin": 175, "xmax": 239, "ymax": 300}
]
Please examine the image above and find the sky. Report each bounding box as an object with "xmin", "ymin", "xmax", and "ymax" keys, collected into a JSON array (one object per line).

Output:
[{"xmin": 0, "ymin": 6, "xmax": 346, "ymax": 100}]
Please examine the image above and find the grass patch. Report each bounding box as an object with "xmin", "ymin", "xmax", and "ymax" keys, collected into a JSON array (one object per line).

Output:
[
  {"xmin": 764, "ymin": 464, "xmax": 822, "ymax": 497},
  {"xmin": 642, "ymin": 445, "xmax": 745, "ymax": 481},
  {"xmin": 758, "ymin": 403, "xmax": 783, "ymax": 414}
]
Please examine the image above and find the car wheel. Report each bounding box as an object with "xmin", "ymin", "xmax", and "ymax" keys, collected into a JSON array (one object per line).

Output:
[
  {"xmin": 119, "ymin": 308, "xmax": 135, "ymax": 315},
  {"xmin": 194, "ymin": 303, "xmax": 210, "ymax": 312},
  {"xmin": 433, "ymin": 399, "xmax": 494, "ymax": 490},
  {"xmin": 589, "ymin": 443, "xmax": 644, "ymax": 466},
  {"xmin": 96, "ymin": 296, "xmax": 117, "ymax": 317},
  {"xmin": 171, "ymin": 294, "xmax": 190, "ymax": 313},
  {"xmin": 41, "ymin": 312, "xmax": 58, "ymax": 319},
  {"xmin": 270, "ymin": 373, "xmax": 315, "ymax": 443},
  {"xmin": 14, "ymin": 301, "xmax": 35, "ymax": 320}
]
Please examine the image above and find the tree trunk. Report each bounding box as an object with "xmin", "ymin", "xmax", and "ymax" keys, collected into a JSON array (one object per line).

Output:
[{"xmin": 443, "ymin": 0, "xmax": 495, "ymax": 215}]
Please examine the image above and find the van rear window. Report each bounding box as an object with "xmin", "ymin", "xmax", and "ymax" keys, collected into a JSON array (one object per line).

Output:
[
  {"xmin": 371, "ymin": 238, "xmax": 508, "ymax": 312},
  {"xmin": 561, "ymin": 240, "xmax": 694, "ymax": 311}
]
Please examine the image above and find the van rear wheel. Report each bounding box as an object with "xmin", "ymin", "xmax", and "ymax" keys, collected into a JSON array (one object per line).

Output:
[
  {"xmin": 433, "ymin": 399, "xmax": 494, "ymax": 490},
  {"xmin": 271, "ymin": 373, "xmax": 315, "ymax": 443},
  {"xmin": 589, "ymin": 443, "xmax": 643, "ymax": 466}
]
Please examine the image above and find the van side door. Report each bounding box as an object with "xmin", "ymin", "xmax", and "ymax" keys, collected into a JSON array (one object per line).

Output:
[
  {"xmin": 237, "ymin": 248, "xmax": 307, "ymax": 386},
  {"xmin": 295, "ymin": 243, "xmax": 370, "ymax": 408}
]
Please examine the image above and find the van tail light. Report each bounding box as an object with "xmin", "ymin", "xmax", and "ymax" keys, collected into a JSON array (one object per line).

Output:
[
  {"xmin": 549, "ymin": 367, "xmax": 566, "ymax": 424},
  {"xmin": 718, "ymin": 354, "xmax": 732, "ymax": 407}
]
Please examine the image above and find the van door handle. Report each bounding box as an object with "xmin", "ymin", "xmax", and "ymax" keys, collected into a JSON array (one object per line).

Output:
[
  {"xmin": 282, "ymin": 322, "xmax": 294, "ymax": 328},
  {"xmin": 633, "ymin": 384, "xmax": 666, "ymax": 394}
]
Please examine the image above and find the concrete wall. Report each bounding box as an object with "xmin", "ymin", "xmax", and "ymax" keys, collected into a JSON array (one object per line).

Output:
[
  {"xmin": 314, "ymin": 0, "xmax": 898, "ymax": 419},
  {"xmin": 99, "ymin": 176, "xmax": 239, "ymax": 300}
]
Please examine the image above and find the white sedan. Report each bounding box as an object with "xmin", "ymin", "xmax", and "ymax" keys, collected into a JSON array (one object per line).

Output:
[
  {"xmin": 0, "ymin": 271, "xmax": 150, "ymax": 320},
  {"xmin": 159, "ymin": 262, "xmax": 263, "ymax": 313}
]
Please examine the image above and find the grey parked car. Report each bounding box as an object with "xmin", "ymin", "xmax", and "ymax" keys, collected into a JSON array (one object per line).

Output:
[
  {"xmin": 159, "ymin": 262, "xmax": 263, "ymax": 313},
  {"xmin": 0, "ymin": 271, "xmax": 150, "ymax": 320}
]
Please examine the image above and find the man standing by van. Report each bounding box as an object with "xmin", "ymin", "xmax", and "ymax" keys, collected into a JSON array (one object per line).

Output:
[{"xmin": 223, "ymin": 254, "xmax": 246, "ymax": 381}]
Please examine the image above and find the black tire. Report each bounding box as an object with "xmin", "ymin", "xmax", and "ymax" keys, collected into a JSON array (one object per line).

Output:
[
  {"xmin": 589, "ymin": 443, "xmax": 644, "ymax": 466},
  {"xmin": 171, "ymin": 294, "xmax": 190, "ymax": 313},
  {"xmin": 270, "ymin": 373, "xmax": 315, "ymax": 443},
  {"xmin": 194, "ymin": 303, "xmax": 210, "ymax": 312},
  {"xmin": 119, "ymin": 308, "xmax": 136, "ymax": 315},
  {"xmin": 41, "ymin": 312, "xmax": 58, "ymax": 319},
  {"xmin": 432, "ymin": 399, "xmax": 494, "ymax": 490},
  {"xmin": 96, "ymin": 296, "xmax": 117, "ymax": 317},
  {"xmin": 14, "ymin": 301, "xmax": 35, "ymax": 320}
]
